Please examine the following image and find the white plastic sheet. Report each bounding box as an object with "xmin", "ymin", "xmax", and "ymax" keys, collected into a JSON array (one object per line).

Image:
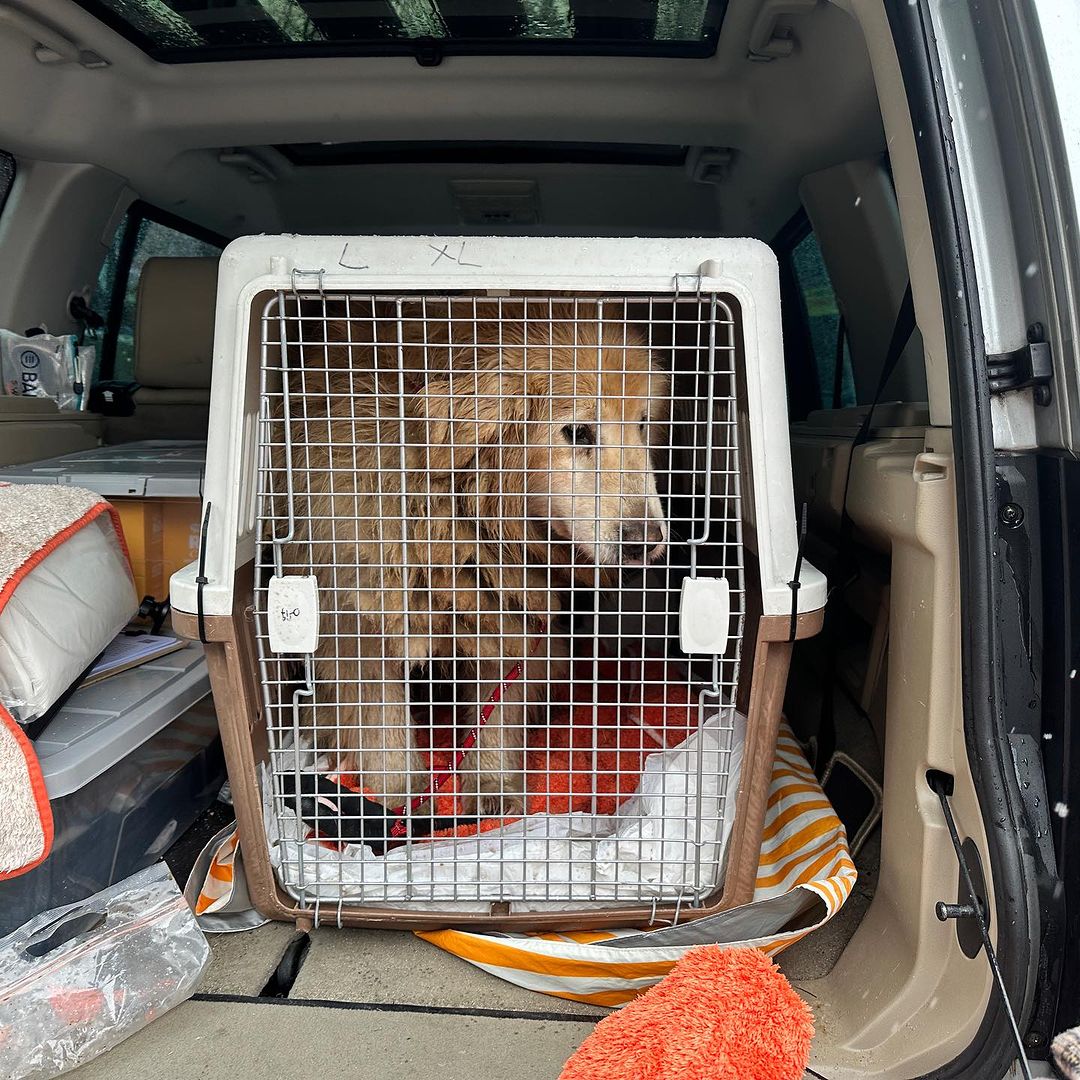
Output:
[
  {"xmin": 0, "ymin": 863, "xmax": 209, "ymax": 1080},
  {"xmin": 267, "ymin": 710, "xmax": 744, "ymax": 912}
]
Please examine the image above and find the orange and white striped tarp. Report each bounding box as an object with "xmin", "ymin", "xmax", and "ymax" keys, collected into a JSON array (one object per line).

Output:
[
  {"xmin": 194, "ymin": 827, "xmax": 240, "ymax": 916},
  {"xmin": 416, "ymin": 724, "xmax": 855, "ymax": 1007},
  {"xmin": 191, "ymin": 722, "xmax": 855, "ymax": 994}
]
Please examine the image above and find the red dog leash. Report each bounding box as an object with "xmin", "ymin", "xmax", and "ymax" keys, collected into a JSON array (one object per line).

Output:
[{"xmin": 389, "ymin": 634, "xmax": 543, "ymax": 839}]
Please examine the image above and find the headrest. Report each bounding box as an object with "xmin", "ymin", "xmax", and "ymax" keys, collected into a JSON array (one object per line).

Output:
[{"xmin": 134, "ymin": 257, "xmax": 219, "ymax": 389}]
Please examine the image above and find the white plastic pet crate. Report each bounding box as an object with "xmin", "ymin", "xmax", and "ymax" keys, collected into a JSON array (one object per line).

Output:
[{"xmin": 171, "ymin": 235, "xmax": 825, "ymax": 930}]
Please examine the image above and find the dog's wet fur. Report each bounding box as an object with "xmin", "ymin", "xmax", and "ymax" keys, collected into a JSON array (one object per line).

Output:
[{"xmin": 278, "ymin": 299, "xmax": 668, "ymax": 816}]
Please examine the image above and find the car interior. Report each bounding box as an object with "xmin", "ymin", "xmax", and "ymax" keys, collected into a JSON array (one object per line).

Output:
[{"xmin": 0, "ymin": 0, "xmax": 1029, "ymax": 1076}]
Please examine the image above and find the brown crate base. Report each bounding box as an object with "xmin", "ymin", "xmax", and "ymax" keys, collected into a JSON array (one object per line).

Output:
[{"xmin": 175, "ymin": 570, "xmax": 819, "ymax": 931}]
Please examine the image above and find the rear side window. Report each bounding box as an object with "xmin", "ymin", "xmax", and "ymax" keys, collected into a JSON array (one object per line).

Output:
[
  {"xmin": 790, "ymin": 230, "xmax": 855, "ymax": 410},
  {"xmin": 93, "ymin": 204, "xmax": 223, "ymax": 382},
  {"xmin": 0, "ymin": 150, "xmax": 15, "ymax": 219}
]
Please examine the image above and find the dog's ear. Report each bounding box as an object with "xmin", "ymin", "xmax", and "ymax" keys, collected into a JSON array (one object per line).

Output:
[{"xmin": 414, "ymin": 350, "xmax": 528, "ymax": 473}]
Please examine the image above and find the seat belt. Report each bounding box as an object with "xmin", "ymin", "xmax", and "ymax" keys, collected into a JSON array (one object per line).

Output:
[
  {"xmin": 831, "ymin": 312, "xmax": 847, "ymax": 410},
  {"xmin": 811, "ymin": 283, "xmax": 916, "ymax": 778},
  {"xmin": 837, "ymin": 283, "xmax": 916, "ymax": 538}
]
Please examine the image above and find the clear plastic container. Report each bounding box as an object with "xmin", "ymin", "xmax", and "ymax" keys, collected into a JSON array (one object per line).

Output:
[{"xmin": 0, "ymin": 644, "xmax": 225, "ymax": 936}]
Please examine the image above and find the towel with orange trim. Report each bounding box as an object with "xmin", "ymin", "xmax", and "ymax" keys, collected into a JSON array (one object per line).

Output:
[{"xmin": 0, "ymin": 483, "xmax": 137, "ymax": 881}]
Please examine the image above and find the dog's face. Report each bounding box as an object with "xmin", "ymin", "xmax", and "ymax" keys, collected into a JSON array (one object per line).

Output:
[
  {"xmin": 525, "ymin": 341, "xmax": 668, "ymax": 568},
  {"xmin": 418, "ymin": 305, "xmax": 669, "ymax": 568}
]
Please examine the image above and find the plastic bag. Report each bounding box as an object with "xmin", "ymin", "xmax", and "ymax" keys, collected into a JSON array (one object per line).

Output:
[
  {"xmin": 0, "ymin": 330, "xmax": 90, "ymax": 411},
  {"xmin": 0, "ymin": 862, "xmax": 209, "ymax": 1079}
]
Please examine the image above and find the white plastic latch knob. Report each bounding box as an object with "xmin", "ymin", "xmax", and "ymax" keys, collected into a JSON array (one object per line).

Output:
[
  {"xmin": 267, "ymin": 575, "xmax": 320, "ymax": 654},
  {"xmin": 678, "ymin": 576, "xmax": 730, "ymax": 655}
]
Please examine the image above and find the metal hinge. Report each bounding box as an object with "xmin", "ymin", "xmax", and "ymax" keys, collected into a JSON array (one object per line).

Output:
[{"xmin": 987, "ymin": 323, "xmax": 1053, "ymax": 406}]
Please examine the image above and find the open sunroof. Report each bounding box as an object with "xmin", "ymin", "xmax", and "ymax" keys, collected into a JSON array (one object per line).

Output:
[{"xmin": 74, "ymin": 0, "xmax": 728, "ymax": 64}]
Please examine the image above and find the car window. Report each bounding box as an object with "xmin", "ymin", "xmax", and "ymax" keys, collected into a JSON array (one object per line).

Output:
[
  {"xmin": 0, "ymin": 150, "xmax": 14, "ymax": 220},
  {"xmin": 790, "ymin": 229, "xmax": 855, "ymax": 410},
  {"xmin": 92, "ymin": 208, "xmax": 222, "ymax": 382}
]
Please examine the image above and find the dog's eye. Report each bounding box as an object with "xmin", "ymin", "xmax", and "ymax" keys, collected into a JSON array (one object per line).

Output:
[{"xmin": 562, "ymin": 424, "xmax": 595, "ymax": 446}]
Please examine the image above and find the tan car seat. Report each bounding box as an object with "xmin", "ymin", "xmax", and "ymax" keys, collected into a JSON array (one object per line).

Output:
[{"xmin": 106, "ymin": 256, "xmax": 218, "ymax": 442}]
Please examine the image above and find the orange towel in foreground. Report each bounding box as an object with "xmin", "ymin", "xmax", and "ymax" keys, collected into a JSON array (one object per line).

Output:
[{"xmin": 559, "ymin": 945, "xmax": 813, "ymax": 1080}]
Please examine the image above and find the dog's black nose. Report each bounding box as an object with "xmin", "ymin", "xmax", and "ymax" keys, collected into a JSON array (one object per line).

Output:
[{"xmin": 622, "ymin": 520, "xmax": 666, "ymax": 560}]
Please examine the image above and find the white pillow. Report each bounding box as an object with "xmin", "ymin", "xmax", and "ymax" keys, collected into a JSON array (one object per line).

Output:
[{"xmin": 0, "ymin": 496, "xmax": 137, "ymax": 722}]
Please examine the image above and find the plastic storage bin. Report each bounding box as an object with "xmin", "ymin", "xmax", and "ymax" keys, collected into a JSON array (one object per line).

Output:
[
  {"xmin": 0, "ymin": 641, "xmax": 224, "ymax": 936},
  {"xmin": 0, "ymin": 440, "xmax": 205, "ymax": 602}
]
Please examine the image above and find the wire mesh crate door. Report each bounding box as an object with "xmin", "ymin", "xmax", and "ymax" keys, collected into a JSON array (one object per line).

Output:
[{"xmin": 253, "ymin": 290, "xmax": 746, "ymax": 910}]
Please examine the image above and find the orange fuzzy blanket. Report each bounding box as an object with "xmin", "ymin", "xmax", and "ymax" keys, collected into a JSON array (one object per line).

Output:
[{"xmin": 559, "ymin": 945, "xmax": 814, "ymax": 1080}]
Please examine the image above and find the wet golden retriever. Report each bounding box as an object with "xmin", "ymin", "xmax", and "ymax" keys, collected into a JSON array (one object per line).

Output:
[{"xmin": 278, "ymin": 299, "xmax": 668, "ymax": 816}]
